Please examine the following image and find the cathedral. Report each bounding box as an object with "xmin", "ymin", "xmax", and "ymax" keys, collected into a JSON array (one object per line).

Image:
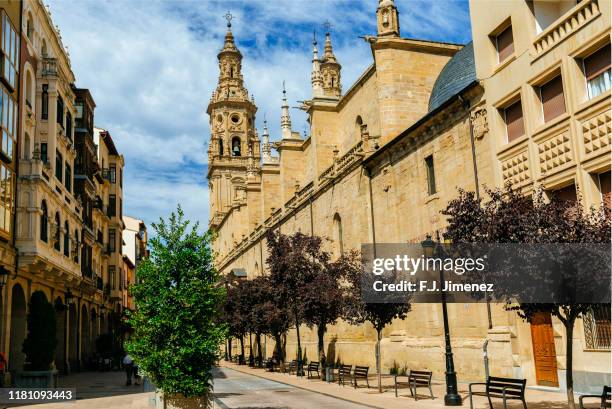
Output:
[{"xmin": 207, "ymin": 0, "xmax": 611, "ymax": 392}]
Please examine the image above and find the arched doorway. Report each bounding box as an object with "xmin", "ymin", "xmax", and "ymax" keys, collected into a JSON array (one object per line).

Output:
[
  {"xmin": 54, "ymin": 296, "xmax": 67, "ymax": 374},
  {"xmin": 80, "ymin": 305, "xmax": 89, "ymax": 368},
  {"xmin": 68, "ymin": 303, "xmax": 78, "ymax": 371},
  {"xmin": 9, "ymin": 284, "xmax": 26, "ymax": 372}
]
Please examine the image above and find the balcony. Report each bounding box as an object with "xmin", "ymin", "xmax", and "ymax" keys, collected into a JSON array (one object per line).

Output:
[
  {"xmin": 110, "ymin": 289, "xmax": 122, "ymax": 301},
  {"xmin": 41, "ymin": 57, "xmax": 58, "ymax": 77},
  {"xmin": 533, "ymin": 0, "xmax": 601, "ymax": 58}
]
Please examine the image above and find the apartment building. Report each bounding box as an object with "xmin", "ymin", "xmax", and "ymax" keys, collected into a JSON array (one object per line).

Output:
[{"xmin": 122, "ymin": 215, "xmax": 148, "ymax": 311}]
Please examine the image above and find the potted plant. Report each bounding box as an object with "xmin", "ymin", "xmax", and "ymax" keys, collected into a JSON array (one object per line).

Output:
[
  {"xmin": 127, "ymin": 207, "xmax": 226, "ymax": 409},
  {"xmin": 16, "ymin": 291, "xmax": 58, "ymax": 387}
]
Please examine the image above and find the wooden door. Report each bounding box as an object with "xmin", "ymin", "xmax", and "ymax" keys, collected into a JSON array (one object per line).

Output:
[{"xmin": 530, "ymin": 312, "xmax": 559, "ymax": 386}]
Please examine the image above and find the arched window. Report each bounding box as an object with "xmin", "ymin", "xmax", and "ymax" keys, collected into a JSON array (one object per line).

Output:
[
  {"xmin": 230, "ymin": 66, "xmax": 234, "ymax": 78},
  {"xmin": 63, "ymin": 221, "xmax": 69, "ymax": 257},
  {"xmin": 23, "ymin": 133, "xmax": 30, "ymax": 160},
  {"xmin": 219, "ymin": 139, "xmax": 224, "ymax": 156},
  {"xmin": 54, "ymin": 212, "xmax": 60, "ymax": 251},
  {"xmin": 231, "ymin": 137, "xmax": 241, "ymax": 156},
  {"xmin": 26, "ymin": 13, "xmax": 33, "ymax": 39},
  {"xmin": 41, "ymin": 39, "xmax": 47, "ymax": 57},
  {"xmin": 355, "ymin": 116, "xmax": 363, "ymax": 139},
  {"xmin": 333, "ymin": 213, "xmax": 343, "ymax": 258},
  {"xmin": 40, "ymin": 201, "xmax": 48, "ymax": 242},
  {"xmin": 25, "ymin": 70, "xmax": 33, "ymax": 109}
]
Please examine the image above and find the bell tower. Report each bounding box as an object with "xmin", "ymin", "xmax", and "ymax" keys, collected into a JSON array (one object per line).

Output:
[
  {"xmin": 320, "ymin": 26, "xmax": 341, "ymax": 99},
  {"xmin": 207, "ymin": 12, "xmax": 259, "ymax": 231},
  {"xmin": 377, "ymin": 0, "xmax": 400, "ymax": 37}
]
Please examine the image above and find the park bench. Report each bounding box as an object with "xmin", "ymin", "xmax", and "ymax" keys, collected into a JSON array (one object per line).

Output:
[
  {"xmin": 394, "ymin": 370, "xmax": 434, "ymax": 400},
  {"xmin": 264, "ymin": 358, "xmax": 275, "ymax": 372},
  {"xmin": 337, "ymin": 364, "xmax": 352, "ymax": 386},
  {"xmin": 468, "ymin": 376, "xmax": 527, "ymax": 409},
  {"xmin": 352, "ymin": 365, "xmax": 370, "ymax": 389},
  {"xmin": 579, "ymin": 386, "xmax": 611, "ymax": 409},
  {"xmin": 285, "ymin": 360, "xmax": 297, "ymax": 375},
  {"xmin": 306, "ymin": 361, "xmax": 320, "ymax": 379}
]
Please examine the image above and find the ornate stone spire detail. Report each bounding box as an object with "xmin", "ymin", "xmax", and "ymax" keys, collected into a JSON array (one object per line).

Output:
[
  {"xmin": 281, "ymin": 82, "xmax": 292, "ymax": 139},
  {"xmin": 262, "ymin": 116, "xmax": 272, "ymax": 161},
  {"xmin": 321, "ymin": 26, "xmax": 341, "ymax": 98},
  {"xmin": 377, "ymin": 0, "xmax": 400, "ymax": 37},
  {"xmin": 311, "ymin": 31, "xmax": 324, "ymax": 98}
]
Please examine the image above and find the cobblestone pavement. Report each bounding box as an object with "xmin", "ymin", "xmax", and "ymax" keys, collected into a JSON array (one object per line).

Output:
[{"xmin": 213, "ymin": 367, "xmax": 372, "ymax": 408}]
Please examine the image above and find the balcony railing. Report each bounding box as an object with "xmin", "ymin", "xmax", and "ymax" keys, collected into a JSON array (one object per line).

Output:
[
  {"xmin": 41, "ymin": 58, "xmax": 58, "ymax": 77},
  {"xmin": 533, "ymin": 0, "xmax": 600, "ymax": 57}
]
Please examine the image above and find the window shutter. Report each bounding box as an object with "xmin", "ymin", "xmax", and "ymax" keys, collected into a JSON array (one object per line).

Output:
[
  {"xmin": 599, "ymin": 171, "xmax": 611, "ymax": 210},
  {"xmin": 540, "ymin": 76, "xmax": 566, "ymax": 122},
  {"xmin": 496, "ymin": 26, "xmax": 514, "ymax": 63},
  {"xmin": 584, "ymin": 44, "xmax": 611, "ymax": 81},
  {"xmin": 504, "ymin": 100, "xmax": 524, "ymax": 142}
]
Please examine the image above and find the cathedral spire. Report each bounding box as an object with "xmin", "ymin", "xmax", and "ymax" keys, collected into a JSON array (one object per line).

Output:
[
  {"xmin": 281, "ymin": 82, "xmax": 292, "ymax": 139},
  {"xmin": 377, "ymin": 0, "xmax": 400, "ymax": 37},
  {"xmin": 262, "ymin": 115, "xmax": 272, "ymax": 161},
  {"xmin": 320, "ymin": 25, "xmax": 341, "ymax": 98},
  {"xmin": 311, "ymin": 31, "xmax": 323, "ymax": 98}
]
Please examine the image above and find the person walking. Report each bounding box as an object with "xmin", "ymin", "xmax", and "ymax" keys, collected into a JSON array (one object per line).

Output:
[{"xmin": 122, "ymin": 353, "xmax": 134, "ymax": 386}]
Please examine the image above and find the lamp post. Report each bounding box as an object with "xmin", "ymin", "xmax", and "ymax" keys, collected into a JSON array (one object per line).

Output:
[{"xmin": 421, "ymin": 234, "xmax": 462, "ymax": 406}]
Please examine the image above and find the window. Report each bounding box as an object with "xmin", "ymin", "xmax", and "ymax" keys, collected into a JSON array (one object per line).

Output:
[
  {"xmin": 73, "ymin": 229, "xmax": 79, "ymax": 263},
  {"xmin": 584, "ymin": 304, "xmax": 611, "ymax": 349},
  {"xmin": 66, "ymin": 112, "xmax": 72, "ymax": 141},
  {"xmin": 40, "ymin": 200, "xmax": 48, "ymax": 242},
  {"xmin": 0, "ymin": 86, "xmax": 16, "ymax": 159},
  {"xmin": 219, "ymin": 140, "xmax": 224, "ymax": 156},
  {"xmin": 231, "ymin": 137, "xmax": 241, "ymax": 156},
  {"xmin": 495, "ymin": 25, "xmax": 514, "ymax": 63},
  {"xmin": 424, "ymin": 155, "xmax": 436, "ymax": 195},
  {"xmin": 503, "ymin": 100, "xmax": 525, "ymax": 143},
  {"xmin": 553, "ymin": 184, "xmax": 577, "ymax": 202},
  {"xmin": 56, "ymin": 95, "xmax": 64, "ymax": 126},
  {"xmin": 119, "ymin": 198, "xmax": 122, "ymax": 220},
  {"xmin": 584, "ymin": 44, "xmax": 611, "ymax": 99},
  {"xmin": 119, "ymin": 168, "xmax": 123, "ymax": 188},
  {"xmin": 109, "ymin": 229, "xmax": 116, "ymax": 253},
  {"xmin": 55, "ymin": 150, "xmax": 62, "ymax": 181},
  {"xmin": 540, "ymin": 76, "xmax": 566, "ymax": 122},
  {"xmin": 63, "ymin": 221, "xmax": 69, "ymax": 257},
  {"xmin": 54, "ymin": 212, "xmax": 60, "ymax": 251},
  {"xmin": 333, "ymin": 213, "xmax": 343, "ymax": 258},
  {"xmin": 109, "ymin": 265, "xmax": 116, "ymax": 289},
  {"xmin": 598, "ymin": 171, "xmax": 611, "ymax": 210},
  {"xmin": 65, "ymin": 162, "xmax": 71, "ymax": 192},
  {"xmin": 41, "ymin": 85, "xmax": 48, "ymax": 120},
  {"xmin": 108, "ymin": 194, "xmax": 116, "ymax": 217},
  {"xmin": 1, "ymin": 12, "xmax": 18, "ymax": 90},
  {"xmin": 0, "ymin": 163, "xmax": 11, "ymax": 233},
  {"xmin": 26, "ymin": 13, "xmax": 33, "ymax": 39},
  {"xmin": 40, "ymin": 143, "xmax": 47, "ymax": 163},
  {"xmin": 109, "ymin": 164, "xmax": 116, "ymax": 183}
]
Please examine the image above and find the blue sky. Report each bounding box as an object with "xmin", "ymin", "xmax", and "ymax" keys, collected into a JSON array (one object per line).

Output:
[{"xmin": 46, "ymin": 0, "xmax": 471, "ymax": 231}]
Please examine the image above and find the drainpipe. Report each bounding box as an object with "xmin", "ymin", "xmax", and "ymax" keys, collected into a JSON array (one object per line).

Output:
[{"xmin": 365, "ymin": 167, "xmax": 377, "ymax": 258}]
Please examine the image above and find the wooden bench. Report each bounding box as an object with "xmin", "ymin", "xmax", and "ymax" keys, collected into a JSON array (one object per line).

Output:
[
  {"xmin": 469, "ymin": 376, "xmax": 527, "ymax": 409},
  {"xmin": 285, "ymin": 360, "xmax": 297, "ymax": 375},
  {"xmin": 306, "ymin": 361, "xmax": 320, "ymax": 379},
  {"xmin": 395, "ymin": 370, "xmax": 433, "ymax": 400},
  {"xmin": 337, "ymin": 364, "xmax": 352, "ymax": 386},
  {"xmin": 579, "ymin": 386, "xmax": 611, "ymax": 409},
  {"xmin": 264, "ymin": 358, "xmax": 275, "ymax": 372},
  {"xmin": 352, "ymin": 366, "xmax": 370, "ymax": 389}
]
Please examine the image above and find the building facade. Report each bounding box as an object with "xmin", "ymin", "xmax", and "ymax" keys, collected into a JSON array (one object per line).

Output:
[
  {"xmin": 207, "ymin": 0, "xmax": 611, "ymax": 393},
  {"xmin": 122, "ymin": 215, "xmax": 148, "ymax": 311},
  {"xmin": 0, "ymin": 0, "xmax": 132, "ymax": 380}
]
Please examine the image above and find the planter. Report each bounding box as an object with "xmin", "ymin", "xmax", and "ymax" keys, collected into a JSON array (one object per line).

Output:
[
  {"xmin": 14, "ymin": 370, "xmax": 58, "ymax": 388},
  {"xmin": 155, "ymin": 390, "xmax": 213, "ymax": 409}
]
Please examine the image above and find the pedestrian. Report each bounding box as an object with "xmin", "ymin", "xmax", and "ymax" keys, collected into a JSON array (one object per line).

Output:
[
  {"xmin": 122, "ymin": 353, "xmax": 133, "ymax": 386},
  {"xmin": 133, "ymin": 362, "xmax": 141, "ymax": 386}
]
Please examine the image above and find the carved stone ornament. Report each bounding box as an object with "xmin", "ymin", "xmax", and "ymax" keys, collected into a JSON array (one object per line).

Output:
[{"xmin": 471, "ymin": 106, "xmax": 488, "ymax": 140}]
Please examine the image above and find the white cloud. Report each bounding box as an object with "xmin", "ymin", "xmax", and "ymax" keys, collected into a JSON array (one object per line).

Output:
[{"xmin": 46, "ymin": 0, "xmax": 470, "ymax": 233}]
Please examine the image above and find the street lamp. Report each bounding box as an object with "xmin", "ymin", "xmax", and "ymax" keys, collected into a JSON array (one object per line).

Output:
[
  {"xmin": 0, "ymin": 266, "xmax": 8, "ymax": 288},
  {"xmin": 421, "ymin": 234, "xmax": 462, "ymax": 406}
]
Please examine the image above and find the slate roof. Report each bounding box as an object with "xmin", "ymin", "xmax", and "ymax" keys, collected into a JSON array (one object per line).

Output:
[{"xmin": 427, "ymin": 41, "xmax": 476, "ymax": 113}]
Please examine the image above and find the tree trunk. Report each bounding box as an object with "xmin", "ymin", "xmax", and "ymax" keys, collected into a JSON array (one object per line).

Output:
[
  {"xmin": 248, "ymin": 332, "xmax": 254, "ymax": 367},
  {"xmin": 256, "ymin": 333, "xmax": 263, "ymax": 367},
  {"xmin": 227, "ymin": 338, "xmax": 232, "ymax": 361},
  {"xmin": 295, "ymin": 311, "xmax": 304, "ymax": 376},
  {"xmin": 565, "ymin": 315, "xmax": 576, "ymax": 409},
  {"xmin": 317, "ymin": 323, "xmax": 326, "ymax": 379},
  {"xmin": 239, "ymin": 336, "xmax": 245, "ymax": 365},
  {"xmin": 274, "ymin": 333, "xmax": 283, "ymax": 362},
  {"xmin": 376, "ymin": 328, "xmax": 382, "ymax": 393}
]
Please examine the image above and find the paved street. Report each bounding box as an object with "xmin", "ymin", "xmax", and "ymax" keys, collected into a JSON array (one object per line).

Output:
[{"xmin": 213, "ymin": 367, "xmax": 372, "ymax": 409}]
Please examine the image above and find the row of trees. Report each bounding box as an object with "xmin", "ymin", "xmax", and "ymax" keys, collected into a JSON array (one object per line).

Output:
[{"xmin": 224, "ymin": 187, "xmax": 610, "ymax": 407}]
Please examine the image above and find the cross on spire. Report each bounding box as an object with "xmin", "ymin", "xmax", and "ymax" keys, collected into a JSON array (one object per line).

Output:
[
  {"xmin": 223, "ymin": 10, "xmax": 234, "ymax": 28},
  {"xmin": 323, "ymin": 20, "xmax": 333, "ymax": 34}
]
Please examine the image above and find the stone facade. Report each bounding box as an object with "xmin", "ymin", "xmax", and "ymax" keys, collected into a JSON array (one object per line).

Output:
[{"xmin": 207, "ymin": 0, "xmax": 611, "ymax": 393}]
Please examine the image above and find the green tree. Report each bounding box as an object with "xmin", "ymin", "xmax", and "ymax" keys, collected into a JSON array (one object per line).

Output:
[
  {"xmin": 22, "ymin": 291, "xmax": 57, "ymax": 371},
  {"xmin": 126, "ymin": 207, "xmax": 226, "ymax": 398},
  {"xmin": 443, "ymin": 187, "xmax": 610, "ymax": 409}
]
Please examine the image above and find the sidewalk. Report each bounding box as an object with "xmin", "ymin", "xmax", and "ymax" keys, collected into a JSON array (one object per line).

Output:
[{"xmin": 220, "ymin": 361, "xmax": 572, "ymax": 409}]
